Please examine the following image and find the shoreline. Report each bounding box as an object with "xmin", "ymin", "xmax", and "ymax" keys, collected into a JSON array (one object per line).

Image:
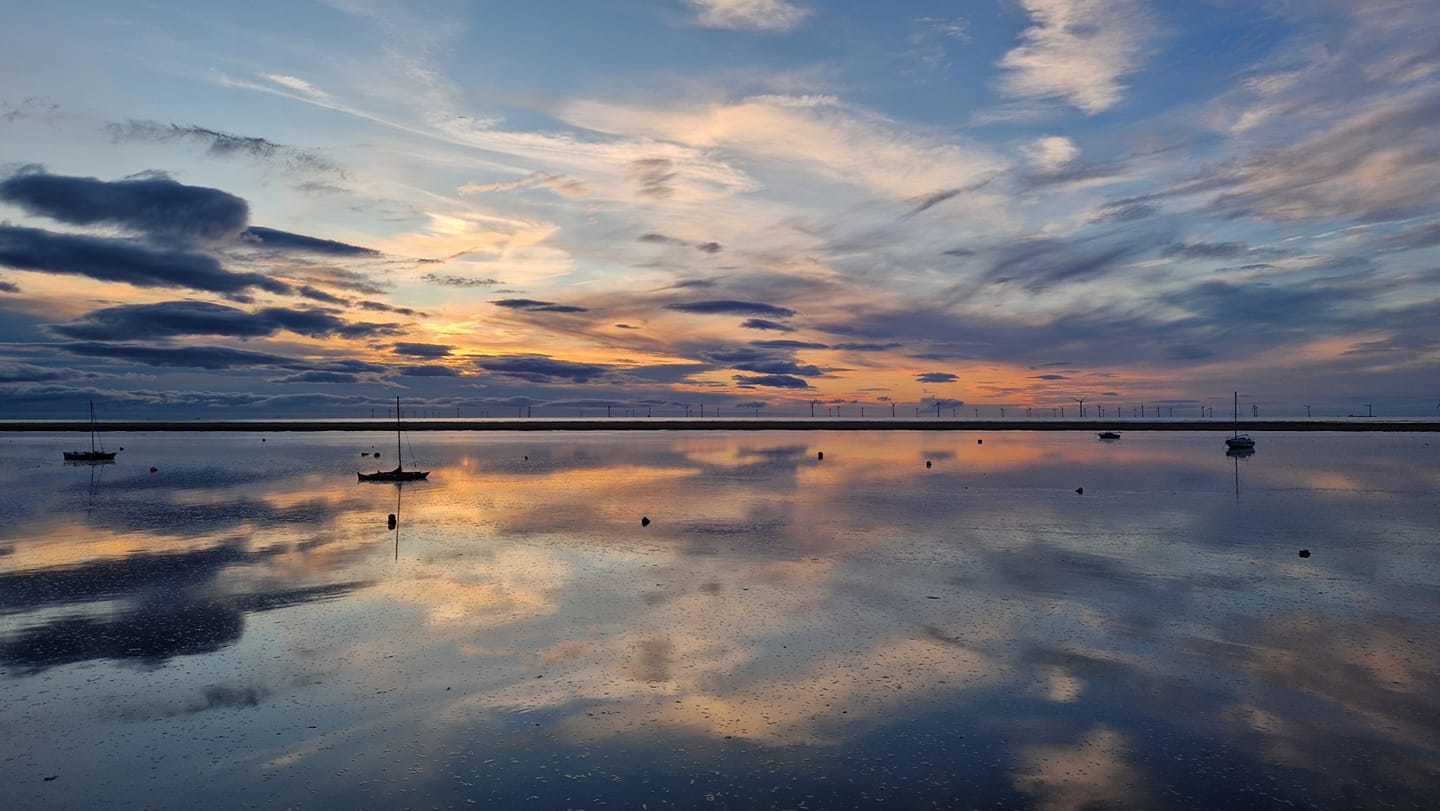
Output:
[{"xmin": 2, "ymin": 419, "xmax": 1438, "ymax": 432}]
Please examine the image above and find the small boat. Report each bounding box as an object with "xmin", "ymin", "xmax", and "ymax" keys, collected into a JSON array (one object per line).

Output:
[
  {"xmin": 1225, "ymin": 391, "xmax": 1256, "ymax": 450},
  {"xmin": 359, "ymin": 396, "xmax": 429, "ymax": 482},
  {"xmin": 63, "ymin": 400, "xmax": 118, "ymax": 462},
  {"xmin": 1097, "ymin": 431, "xmax": 1121, "ymax": 440}
]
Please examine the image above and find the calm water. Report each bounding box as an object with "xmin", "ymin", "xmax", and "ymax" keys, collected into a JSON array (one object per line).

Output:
[{"xmin": 1, "ymin": 431, "xmax": 1437, "ymax": 809}]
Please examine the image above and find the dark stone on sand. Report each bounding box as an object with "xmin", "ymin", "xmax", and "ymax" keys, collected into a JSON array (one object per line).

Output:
[
  {"xmin": 388, "ymin": 514, "xmax": 397, "ymax": 530},
  {"xmin": 1298, "ymin": 549, "xmax": 1311, "ymax": 558},
  {"xmin": 817, "ymin": 451, "xmax": 824, "ymax": 460},
  {"xmin": 1075, "ymin": 487, "xmax": 1083, "ymax": 494},
  {"xmin": 926, "ymin": 460, "xmax": 932, "ymax": 468},
  {"xmin": 641, "ymin": 516, "xmax": 651, "ymax": 527}
]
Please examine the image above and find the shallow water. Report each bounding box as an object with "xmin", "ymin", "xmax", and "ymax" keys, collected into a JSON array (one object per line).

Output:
[{"xmin": 1, "ymin": 430, "xmax": 1437, "ymax": 809}]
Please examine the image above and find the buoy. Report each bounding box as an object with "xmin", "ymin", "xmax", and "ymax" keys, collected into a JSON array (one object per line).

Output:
[
  {"xmin": 1298, "ymin": 549, "xmax": 1311, "ymax": 558},
  {"xmin": 149, "ymin": 466, "xmax": 158, "ymax": 474},
  {"xmin": 388, "ymin": 514, "xmax": 397, "ymax": 530},
  {"xmin": 261, "ymin": 438, "xmax": 266, "ymax": 442},
  {"xmin": 1075, "ymin": 486, "xmax": 1083, "ymax": 495},
  {"xmin": 641, "ymin": 516, "xmax": 651, "ymax": 527},
  {"xmin": 817, "ymin": 451, "xmax": 824, "ymax": 460},
  {"xmin": 925, "ymin": 460, "xmax": 932, "ymax": 468},
  {"xmin": 977, "ymin": 439, "xmax": 983, "ymax": 444}
]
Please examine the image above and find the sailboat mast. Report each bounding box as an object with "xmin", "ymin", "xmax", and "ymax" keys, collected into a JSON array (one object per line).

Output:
[
  {"xmin": 1233, "ymin": 391, "xmax": 1239, "ymax": 437},
  {"xmin": 89, "ymin": 400, "xmax": 98, "ymax": 452},
  {"xmin": 396, "ymin": 395, "xmax": 403, "ymax": 471}
]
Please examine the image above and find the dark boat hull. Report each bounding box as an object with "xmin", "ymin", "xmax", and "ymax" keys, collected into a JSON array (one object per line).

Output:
[
  {"xmin": 358, "ymin": 468, "xmax": 429, "ymax": 482},
  {"xmin": 64, "ymin": 451, "xmax": 117, "ymax": 461}
]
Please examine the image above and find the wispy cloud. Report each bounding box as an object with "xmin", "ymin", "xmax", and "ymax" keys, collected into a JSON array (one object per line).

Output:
[
  {"xmin": 997, "ymin": 0, "xmax": 1153, "ymax": 114},
  {"xmin": 689, "ymin": 0, "xmax": 810, "ymax": 32}
]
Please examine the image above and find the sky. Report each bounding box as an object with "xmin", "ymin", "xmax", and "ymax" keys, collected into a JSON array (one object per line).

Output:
[{"xmin": 1, "ymin": 0, "xmax": 1438, "ymax": 418}]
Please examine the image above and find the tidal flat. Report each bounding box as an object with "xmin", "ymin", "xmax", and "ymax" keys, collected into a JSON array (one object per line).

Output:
[{"xmin": 1, "ymin": 430, "xmax": 1437, "ymax": 809}]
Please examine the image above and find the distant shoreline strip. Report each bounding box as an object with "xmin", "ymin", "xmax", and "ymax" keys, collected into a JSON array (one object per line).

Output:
[{"xmin": 2, "ymin": 420, "xmax": 1437, "ymax": 433}]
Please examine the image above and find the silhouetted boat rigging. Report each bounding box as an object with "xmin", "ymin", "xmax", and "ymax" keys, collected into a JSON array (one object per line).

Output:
[
  {"xmin": 63, "ymin": 400, "xmax": 118, "ymax": 462},
  {"xmin": 359, "ymin": 396, "xmax": 429, "ymax": 482},
  {"xmin": 1225, "ymin": 391, "xmax": 1256, "ymax": 451}
]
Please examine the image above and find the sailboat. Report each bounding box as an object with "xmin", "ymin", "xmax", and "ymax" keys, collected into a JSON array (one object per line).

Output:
[
  {"xmin": 1225, "ymin": 391, "xmax": 1256, "ymax": 450},
  {"xmin": 63, "ymin": 400, "xmax": 118, "ymax": 462},
  {"xmin": 359, "ymin": 396, "xmax": 429, "ymax": 482}
]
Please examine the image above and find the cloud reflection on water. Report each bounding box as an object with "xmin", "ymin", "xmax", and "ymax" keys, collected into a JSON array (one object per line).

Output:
[{"xmin": 0, "ymin": 430, "xmax": 1437, "ymax": 808}]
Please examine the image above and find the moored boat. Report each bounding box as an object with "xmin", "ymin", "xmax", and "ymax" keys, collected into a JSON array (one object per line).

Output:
[
  {"xmin": 359, "ymin": 396, "xmax": 429, "ymax": 482},
  {"xmin": 63, "ymin": 401, "xmax": 118, "ymax": 462},
  {"xmin": 1226, "ymin": 391, "xmax": 1256, "ymax": 450}
]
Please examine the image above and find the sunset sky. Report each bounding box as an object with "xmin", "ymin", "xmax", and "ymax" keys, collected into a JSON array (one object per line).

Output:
[{"xmin": 2, "ymin": 0, "xmax": 1438, "ymax": 417}]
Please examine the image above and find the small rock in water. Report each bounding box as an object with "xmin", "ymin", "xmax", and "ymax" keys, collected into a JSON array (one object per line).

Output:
[
  {"xmin": 1075, "ymin": 486, "xmax": 1084, "ymax": 495},
  {"xmin": 641, "ymin": 516, "xmax": 651, "ymax": 527},
  {"xmin": 149, "ymin": 467, "xmax": 159, "ymax": 474},
  {"xmin": 977, "ymin": 439, "xmax": 983, "ymax": 445},
  {"xmin": 523, "ymin": 455, "xmax": 529, "ymax": 460},
  {"xmin": 817, "ymin": 451, "xmax": 824, "ymax": 460},
  {"xmin": 1298, "ymin": 549, "xmax": 1311, "ymax": 558},
  {"xmin": 925, "ymin": 460, "xmax": 932, "ymax": 468},
  {"xmin": 43, "ymin": 775, "xmax": 58, "ymax": 782}
]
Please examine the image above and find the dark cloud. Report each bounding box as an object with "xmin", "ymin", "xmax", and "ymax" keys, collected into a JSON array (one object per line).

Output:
[
  {"xmin": 51, "ymin": 301, "xmax": 401, "ymax": 341},
  {"xmin": 105, "ymin": 120, "xmax": 341, "ymax": 176},
  {"xmin": 614, "ymin": 323, "xmax": 641, "ymax": 330},
  {"xmin": 0, "ymin": 167, "xmax": 249, "ymax": 243},
  {"xmin": 740, "ymin": 318, "xmax": 795, "ymax": 332},
  {"xmin": 667, "ymin": 300, "xmax": 796, "ymax": 317},
  {"xmin": 1163, "ymin": 241, "xmax": 1283, "ymax": 261},
  {"xmin": 733, "ymin": 360, "xmax": 822, "ymax": 377},
  {"xmin": 628, "ymin": 158, "xmax": 677, "ymax": 199},
  {"xmin": 358, "ymin": 300, "xmax": 421, "ymax": 317},
  {"xmin": 0, "ymin": 278, "xmax": 17, "ymax": 293},
  {"xmin": 392, "ymin": 342, "xmax": 452, "ymax": 358},
  {"xmin": 241, "ymin": 226, "xmax": 379, "ymax": 257},
  {"xmin": 833, "ymin": 342, "xmax": 902, "ymax": 352},
  {"xmin": 492, "ymin": 298, "xmax": 588, "ymax": 314},
  {"xmin": 1031, "ymin": 374, "xmax": 1067, "ymax": 380},
  {"xmin": 475, "ymin": 355, "xmax": 609, "ymax": 383},
  {"xmin": 296, "ymin": 285, "xmax": 347, "ymax": 304},
  {"xmin": 1092, "ymin": 201, "xmax": 1161, "ymax": 223},
  {"xmin": 752, "ymin": 340, "xmax": 829, "ymax": 349},
  {"xmin": 421, "ymin": 273, "xmax": 499, "ymax": 287},
  {"xmin": 906, "ymin": 186, "xmax": 964, "ymax": 215},
  {"xmin": 906, "ymin": 178, "xmax": 992, "ymax": 216},
  {"xmin": 269, "ymin": 370, "xmax": 362, "ymax": 384},
  {"xmin": 983, "ymin": 230, "xmax": 1162, "ymax": 291},
  {"xmin": 397, "ymin": 365, "xmax": 462, "ymax": 377},
  {"xmin": 56, "ymin": 341, "xmax": 294, "ymax": 369},
  {"xmin": 0, "ymin": 362, "xmax": 68, "ymax": 383},
  {"xmin": 0, "ymin": 225, "xmax": 290, "ymax": 295},
  {"xmin": 638, "ymin": 232, "xmax": 723, "ymax": 253},
  {"xmin": 733, "ymin": 373, "xmax": 810, "ymax": 389},
  {"xmin": 916, "ymin": 371, "xmax": 958, "ymax": 383}
]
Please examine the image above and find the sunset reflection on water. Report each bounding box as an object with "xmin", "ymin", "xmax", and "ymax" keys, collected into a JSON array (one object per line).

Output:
[{"xmin": 1, "ymin": 430, "xmax": 1437, "ymax": 809}]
